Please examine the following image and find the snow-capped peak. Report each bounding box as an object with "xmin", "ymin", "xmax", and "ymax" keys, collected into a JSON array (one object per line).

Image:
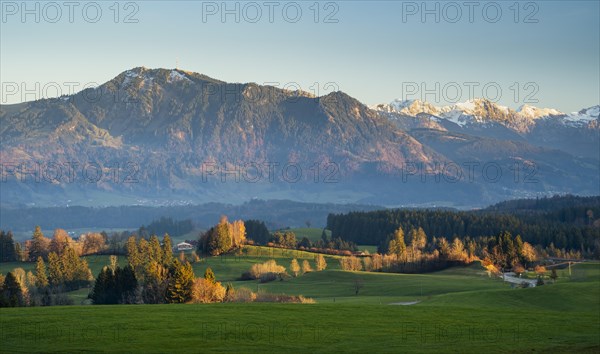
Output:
[{"xmin": 516, "ymin": 104, "xmax": 563, "ymax": 119}]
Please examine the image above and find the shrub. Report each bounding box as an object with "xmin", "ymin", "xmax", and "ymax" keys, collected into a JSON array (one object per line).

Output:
[
  {"xmin": 239, "ymin": 272, "xmax": 253, "ymax": 281},
  {"xmin": 247, "ymin": 260, "xmax": 286, "ymax": 280},
  {"xmin": 190, "ymin": 278, "xmax": 226, "ymax": 303},
  {"xmin": 230, "ymin": 287, "xmax": 257, "ymax": 303}
]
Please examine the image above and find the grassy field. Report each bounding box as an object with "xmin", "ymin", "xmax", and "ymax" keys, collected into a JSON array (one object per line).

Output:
[
  {"xmin": 1, "ymin": 253, "xmax": 598, "ymax": 353},
  {"xmin": 1, "ymin": 265, "xmax": 598, "ymax": 353}
]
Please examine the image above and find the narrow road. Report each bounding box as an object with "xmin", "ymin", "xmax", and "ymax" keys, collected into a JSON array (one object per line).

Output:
[{"xmin": 501, "ymin": 272, "xmax": 537, "ymax": 287}]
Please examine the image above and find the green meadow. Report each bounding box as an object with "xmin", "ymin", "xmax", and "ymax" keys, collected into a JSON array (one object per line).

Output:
[{"xmin": 1, "ymin": 251, "xmax": 598, "ymax": 353}]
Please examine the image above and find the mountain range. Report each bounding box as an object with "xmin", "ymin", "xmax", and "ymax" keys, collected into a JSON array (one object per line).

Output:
[
  {"xmin": 372, "ymin": 99, "xmax": 599, "ymax": 159},
  {"xmin": 0, "ymin": 67, "xmax": 598, "ymax": 208}
]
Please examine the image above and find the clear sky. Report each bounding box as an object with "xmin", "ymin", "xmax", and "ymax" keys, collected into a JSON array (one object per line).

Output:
[{"xmin": 1, "ymin": 0, "xmax": 599, "ymax": 112}]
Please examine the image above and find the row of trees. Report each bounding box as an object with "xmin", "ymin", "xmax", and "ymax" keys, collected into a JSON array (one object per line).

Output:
[
  {"xmin": 139, "ymin": 217, "xmax": 194, "ymax": 238},
  {"xmin": 242, "ymin": 255, "xmax": 328, "ymax": 282},
  {"xmin": 334, "ymin": 226, "xmax": 540, "ymax": 274},
  {"xmin": 2, "ymin": 226, "xmax": 109, "ymax": 263},
  {"xmin": 327, "ymin": 205, "xmax": 600, "ymax": 257}
]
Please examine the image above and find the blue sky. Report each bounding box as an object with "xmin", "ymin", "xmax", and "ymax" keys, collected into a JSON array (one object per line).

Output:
[{"xmin": 1, "ymin": 0, "xmax": 598, "ymax": 111}]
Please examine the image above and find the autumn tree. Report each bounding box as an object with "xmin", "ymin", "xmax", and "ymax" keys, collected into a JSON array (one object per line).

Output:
[
  {"xmin": 47, "ymin": 252, "xmax": 63, "ymax": 287},
  {"xmin": 224, "ymin": 283, "xmax": 235, "ymax": 302},
  {"xmin": 109, "ymin": 255, "xmax": 118, "ymax": 273},
  {"xmin": 46, "ymin": 248, "xmax": 92, "ymax": 290},
  {"xmin": 149, "ymin": 236, "xmax": 162, "ymax": 264},
  {"xmin": 82, "ymin": 233, "xmax": 106, "ymax": 255},
  {"xmin": 49, "ymin": 229, "xmax": 74, "ymax": 256},
  {"xmin": 127, "ymin": 236, "xmax": 144, "ymax": 279},
  {"xmin": 11, "ymin": 268, "xmax": 29, "ymax": 304},
  {"xmin": 436, "ymin": 237, "xmax": 450, "ymax": 260},
  {"xmin": 165, "ymin": 260, "xmax": 195, "ymax": 303},
  {"xmin": 162, "ymin": 234, "xmax": 173, "ymax": 264},
  {"xmin": 302, "ymin": 260, "xmax": 312, "ymax": 274},
  {"xmin": 191, "ymin": 278, "xmax": 226, "ymax": 303},
  {"xmin": 408, "ymin": 227, "xmax": 427, "ymax": 261},
  {"xmin": 201, "ymin": 219, "xmax": 232, "ymax": 256},
  {"xmin": 247, "ymin": 260, "xmax": 286, "ymax": 281},
  {"xmin": 450, "ymin": 238, "xmax": 467, "ymax": 262},
  {"xmin": 142, "ymin": 261, "xmax": 169, "ymax": 304},
  {"xmin": 271, "ymin": 231, "xmax": 297, "ymax": 249},
  {"xmin": 35, "ymin": 257, "xmax": 49, "ymax": 288},
  {"xmin": 199, "ymin": 218, "xmax": 248, "ymax": 253},
  {"xmin": 204, "ymin": 267, "xmax": 216, "ymax": 284},
  {"xmin": 315, "ymin": 254, "xmax": 327, "ymax": 271},
  {"xmin": 290, "ymin": 259, "xmax": 301, "ymax": 277},
  {"xmin": 387, "ymin": 227, "xmax": 406, "ymax": 259},
  {"xmin": 230, "ymin": 220, "xmax": 246, "ymax": 248},
  {"xmin": 28, "ymin": 226, "xmax": 50, "ymax": 261},
  {"xmin": 520, "ymin": 242, "xmax": 537, "ymax": 267}
]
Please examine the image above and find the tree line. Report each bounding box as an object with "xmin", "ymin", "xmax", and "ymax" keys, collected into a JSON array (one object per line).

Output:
[
  {"xmin": 327, "ymin": 205, "xmax": 600, "ymax": 257},
  {"xmin": 138, "ymin": 217, "xmax": 194, "ymax": 238}
]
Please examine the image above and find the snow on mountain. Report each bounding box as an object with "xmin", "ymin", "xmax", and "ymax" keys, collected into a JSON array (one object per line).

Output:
[
  {"xmin": 373, "ymin": 98, "xmax": 597, "ymax": 131},
  {"xmin": 120, "ymin": 67, "xmax": 155, "ymax": 92},
  {"xmin": 564, "ymin": 105, "xmax": 600, "ymax": 127},
  {"xmin": 392, "ymin": 99, "xmax": 441, "ymax": 116},
  {"xmin": 168, "ymin": 69, "xmax": 191, "ymax": 83},
  {"xmin": 517, "ymin": 104, "xmax": 563, "ymax": 119},
  {"xmin": 371, "ymin": 99, "xmax": 440, "ymax": 116}
]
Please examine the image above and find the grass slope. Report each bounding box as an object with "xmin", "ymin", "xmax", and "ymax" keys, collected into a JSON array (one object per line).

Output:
[{"xmin": 1, "ymin": 257, "xmax": 598, "ymax": 353}]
